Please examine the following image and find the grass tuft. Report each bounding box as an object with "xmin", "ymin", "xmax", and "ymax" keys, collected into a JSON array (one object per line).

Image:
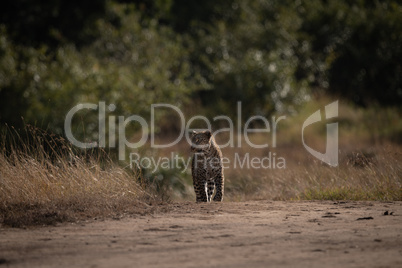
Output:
[{"xmin": 0, "ymin": 125, "xmax": 161, "ymax": 227}]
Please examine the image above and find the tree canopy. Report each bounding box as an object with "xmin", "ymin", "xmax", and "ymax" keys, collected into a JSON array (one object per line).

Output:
[{"xmin": 1, "ymin": 0, "xmax": 401, "ymax": 134}]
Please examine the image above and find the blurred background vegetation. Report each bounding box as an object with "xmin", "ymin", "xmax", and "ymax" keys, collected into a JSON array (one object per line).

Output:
[
  {"xmin": 1, "ymin": 0, "xmax": 401, "ymax": 133},
  {"xmin": 0, "ymin": 0, "xmax": 401, "ymax": 205}
]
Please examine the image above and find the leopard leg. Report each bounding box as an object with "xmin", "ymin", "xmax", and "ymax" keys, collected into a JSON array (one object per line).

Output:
[
  {"xmin": 207, "ymin": 179, "xmax": 215, "ymax": 202},
  {"xmin": 195, "ymin": 180, "xmax": 208, "ymax": 202},
  {"xmin": 192, "ymin": 155, "xmax": 208, "ymax": 202},
  {"xmin": 212, "ymin": 174, "xmax": 224, "ymax": 202},
  {"xmin": 193, "ymin": 177, "xmax": 208, "ymax": 202}
]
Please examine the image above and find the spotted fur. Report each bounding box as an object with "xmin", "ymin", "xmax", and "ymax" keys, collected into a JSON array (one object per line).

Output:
[{"xmin": 190, "ymin": 130, "xmax": 224, "ymax": 202}]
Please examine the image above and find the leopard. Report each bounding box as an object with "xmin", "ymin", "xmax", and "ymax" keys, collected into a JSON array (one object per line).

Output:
[{"xmin": 190, "ymin": 130, "xmax": 224, "ymax": 202}]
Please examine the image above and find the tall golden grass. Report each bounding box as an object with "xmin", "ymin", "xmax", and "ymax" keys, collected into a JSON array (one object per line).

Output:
[
  {"xmin": 150, "ymin": 137, "xmax": 402, "ymax": 202},
  {"xmin": 1, "ymin": 98, "xmax": 401, "ymax": 227},
  {"xmin": 0, "ymin": 126, "xmax": 158, "ymax": 227},
  {"xmin": 150, "ymin": 97, "xmax": 402, "ymax": 202},
  {"xmin": 222, "ymin": 146, "xmax": 402, "ymax": 201}
]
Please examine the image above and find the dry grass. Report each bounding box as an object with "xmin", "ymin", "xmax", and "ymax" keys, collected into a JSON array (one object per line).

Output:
[
  {"xmin": 0, "ymin": 126, "xmax": 162, "ymax": 227},
  {"xmin": 1, "ymin": 98, "xmax": 401, "ymax": 227},
  {"xmin": 144, "ymin": 135, "xmax": 402, "ymax": 202},
  {"xmin": 149, "ymin": 97, "xmax": 402, "ymax": 202},
  {"xmin": 222, "ymin": 146, "xmax": 402, "ymax": 201},
  {"xmin": 218, "ymin": 99, "xmax": 402, "ymax": 201}
]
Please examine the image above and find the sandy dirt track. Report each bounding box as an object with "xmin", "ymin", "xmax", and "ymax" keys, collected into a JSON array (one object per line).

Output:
[{"xmin": 1, "ymin": 201, "xmax": 401, "ymax": 268}]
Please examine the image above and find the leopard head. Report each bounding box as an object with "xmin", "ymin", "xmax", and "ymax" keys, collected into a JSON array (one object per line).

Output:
[{"xmin": 190, "ymin": 130, "xmax": 212, "ymax": 153}]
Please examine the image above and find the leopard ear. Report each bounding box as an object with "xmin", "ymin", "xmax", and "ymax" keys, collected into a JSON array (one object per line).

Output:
[
  {"xmin": 205, "ymin": 130, "xmax": 212, "ymax": 139},
  {"xmin": 190, "ymin": 130, "xmax": 197, "ymax": 137}
]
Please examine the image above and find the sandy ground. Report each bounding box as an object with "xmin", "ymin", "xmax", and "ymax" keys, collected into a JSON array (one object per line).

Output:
[{"xmin": 0, "ymin": 201, "xmax": 401, "ymax": 268}]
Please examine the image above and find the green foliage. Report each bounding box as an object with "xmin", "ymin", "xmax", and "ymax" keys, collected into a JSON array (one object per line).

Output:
[
  {"xmin": 0, "ymin": 0, "xmax": 107, "ymax": 47},
  {"xmin": 0, "ymin": 2, "xmax": 204, "ymax": 137},
  {"xmin": 144, "ymin": 166, "xmax": 193, "ymax": 201},
  {"xmin": 184, "ymin": 0, "xmax": 311, "ymax": 118},
  {"xmin": 0, "ymin": 0, "xmax": 401, "ymax": 136},
  {"xmin": 296, "ymin": 0, "xmax": 402, "ymax": 106},
  {"xmin": 1, "ymin": 0, "xmax": 401, "ymax": 203}
]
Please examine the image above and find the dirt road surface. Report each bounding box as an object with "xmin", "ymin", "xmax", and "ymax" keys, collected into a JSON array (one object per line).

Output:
[{"xmin": 1, "ymin": 201, "xmax": 401, "ymax": 268}]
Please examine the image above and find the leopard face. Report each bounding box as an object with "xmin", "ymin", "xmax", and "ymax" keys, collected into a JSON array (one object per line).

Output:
[{"xmin": 190, "ymin": 130, "xmax": 212, "ymax": 153}]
